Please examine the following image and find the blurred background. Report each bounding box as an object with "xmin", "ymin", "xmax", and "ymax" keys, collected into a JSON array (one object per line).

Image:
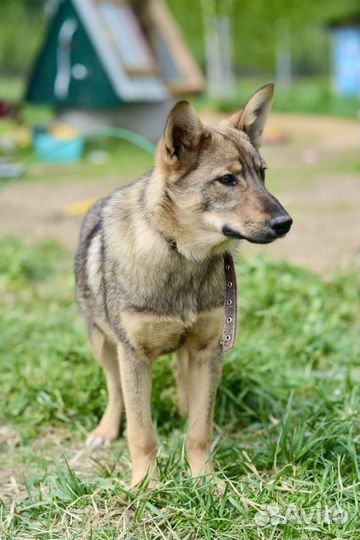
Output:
[
  {"xmin": 1, "ymin": 3, "xmax": 359, "ymax": 533},
  {"xmin": 0, "ymin": 0, "xmax": 359, "ymax": 272}
]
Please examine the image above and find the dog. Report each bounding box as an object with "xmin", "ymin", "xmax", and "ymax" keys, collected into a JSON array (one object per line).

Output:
[{"xmin": 75, "ymin": 83, "xmax": 292, "ymax": 486}]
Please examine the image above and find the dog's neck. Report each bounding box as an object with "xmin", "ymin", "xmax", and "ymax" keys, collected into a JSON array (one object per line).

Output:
[{"xmin": 143, "ymin": 171, "xmax": 235, "ymax": 262}]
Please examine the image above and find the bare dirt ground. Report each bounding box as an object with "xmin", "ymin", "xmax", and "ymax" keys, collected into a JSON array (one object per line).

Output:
[{"xmin": 0, "ymin": 112, "xmax": 359, "ymax": 273}]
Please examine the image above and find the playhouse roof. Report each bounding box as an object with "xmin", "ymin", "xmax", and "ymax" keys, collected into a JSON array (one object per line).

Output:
[{"xmin": 26, "ymin": 0, "xmax": 204, "ymax": 107}]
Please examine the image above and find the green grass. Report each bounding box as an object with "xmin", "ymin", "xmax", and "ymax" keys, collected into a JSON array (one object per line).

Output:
[{"xmin": 0, "ymin": 238, "xmax": 359, "ymax": 539}]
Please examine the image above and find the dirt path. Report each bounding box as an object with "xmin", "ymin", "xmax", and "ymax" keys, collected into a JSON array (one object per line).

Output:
[{"xmin": 0, "ymin": 113, "xmax": 359, "ymax": 273}]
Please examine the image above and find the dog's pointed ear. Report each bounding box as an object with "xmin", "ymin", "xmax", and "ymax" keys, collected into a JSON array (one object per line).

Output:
[
  {"xmin": 159, "ymin": 100, "xmax": 205, "ymax": 171},
  {"xmin": 227, "ymin": 83, "xmax": 274, "ymax": 148}
]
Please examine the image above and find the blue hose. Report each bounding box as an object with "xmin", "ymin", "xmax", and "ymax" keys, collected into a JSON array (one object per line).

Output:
[{"xmin": 24, "ymin": 126, "xmax": 156, "ymax": 166}]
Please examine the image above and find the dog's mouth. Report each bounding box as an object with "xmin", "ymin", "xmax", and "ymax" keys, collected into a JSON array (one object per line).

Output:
[
  {"xmin": 222, "ymin": 226, "xmax": 243, "ymax": 240},
  {"xmin": 222, "ymin": 225, "xmax": 290, "ymax": 244}
]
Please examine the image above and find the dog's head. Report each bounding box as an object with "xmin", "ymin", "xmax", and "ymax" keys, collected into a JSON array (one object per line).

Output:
[{"xmin": 155, "ymin": 84, "xmax": 292, "ymax": 259}]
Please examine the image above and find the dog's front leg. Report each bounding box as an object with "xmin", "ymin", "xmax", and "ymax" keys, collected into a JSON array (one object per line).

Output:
[
  {"xmin": 117, "ymin": 342, "xmax": 157, "ymax": 487},
  {"xmin": 186, "ymin": 345, "xmax": 223, "ymax": 477}
]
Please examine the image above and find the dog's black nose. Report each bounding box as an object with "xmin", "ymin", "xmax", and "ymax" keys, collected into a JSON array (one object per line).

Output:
[{"xmin": 269, "ymin": 215, "xmax": 293, "ymax": 236}]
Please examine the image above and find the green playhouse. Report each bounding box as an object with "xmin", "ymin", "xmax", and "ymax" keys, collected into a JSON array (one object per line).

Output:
[{"xmin": 25, "ymin": 0, "xmax": 204, "ymax": 140}]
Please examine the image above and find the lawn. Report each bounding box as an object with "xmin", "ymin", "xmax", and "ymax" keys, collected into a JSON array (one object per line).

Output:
[{"xmin": 0, "ymin": 237, "xmax": 359, "ymax": 539}]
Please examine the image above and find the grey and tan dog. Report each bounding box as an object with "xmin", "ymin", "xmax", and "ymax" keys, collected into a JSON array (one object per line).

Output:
[{"xmin": 75, "ymin": 84, "xmax": 292, "ymax": 486}]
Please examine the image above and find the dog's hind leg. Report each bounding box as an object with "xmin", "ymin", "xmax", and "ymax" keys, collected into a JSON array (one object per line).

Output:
[
  {"xmin": 172, "ymin": 347, "xmax": 189, "ymax": 417},
  {"xmin": 86, "ymin": 324, "xmax": 124, "ymax": 450}
]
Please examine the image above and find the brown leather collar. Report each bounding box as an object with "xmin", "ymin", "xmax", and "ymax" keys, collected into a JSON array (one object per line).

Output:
[{"xmin": 222, "ymin": 252, "xmax": 237, "ymax": 352}]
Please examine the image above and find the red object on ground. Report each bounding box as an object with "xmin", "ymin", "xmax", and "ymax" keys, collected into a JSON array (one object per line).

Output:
[{"xmin": 0, "ymin": 100, "xmax": 17, "ymax": 119}]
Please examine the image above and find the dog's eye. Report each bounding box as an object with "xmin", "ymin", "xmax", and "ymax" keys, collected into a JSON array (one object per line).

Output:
[
  {"xmin": 218, "ymin": 174, "xmax": 238, "ymax": 186},
  {"xmin": 260, "ymin": 167, "xmax": 267, "ymax": 182}
]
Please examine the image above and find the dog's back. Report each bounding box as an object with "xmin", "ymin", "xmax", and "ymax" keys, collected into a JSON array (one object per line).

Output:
[{"xmin": 75, "ymin": 196, "xmax": 107, "ymax": 325}]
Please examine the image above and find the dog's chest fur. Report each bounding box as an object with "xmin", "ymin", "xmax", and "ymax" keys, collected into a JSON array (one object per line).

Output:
[
  {"xmin": 106, "ymin": 245, "xmax": 225, "ymax": 356},
  {"xmin": 75, "ymin": 183, "xmax": 225, "ymax": 358},
  {"xmin": 108, "ymin": 250, "xmax": 224, "ymax": 317}
]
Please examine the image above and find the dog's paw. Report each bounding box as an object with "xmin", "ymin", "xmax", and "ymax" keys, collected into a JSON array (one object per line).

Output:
[{"xmin": 86, "ymin": 430, "xmax": 114, "ymax": 451}]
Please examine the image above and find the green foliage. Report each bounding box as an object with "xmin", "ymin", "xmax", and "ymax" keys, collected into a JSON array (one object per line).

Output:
[
  {"xmin": 0, "ymin": 237, "xmax": 359, "ymax": 538},
  {"xmin": 0, "ymin": 0, "xmax": 359, "ymax": 78},
  {"xmin": 0, "ymin": 1, "xmax": 44, "ymax": 76},
  {"xmin": 210, "ymin": 78, "xmax": 359, "ymax": 118},
  {"xmin": 167, "ymin": 0, "xmax": 359, "ymax": 74}
]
